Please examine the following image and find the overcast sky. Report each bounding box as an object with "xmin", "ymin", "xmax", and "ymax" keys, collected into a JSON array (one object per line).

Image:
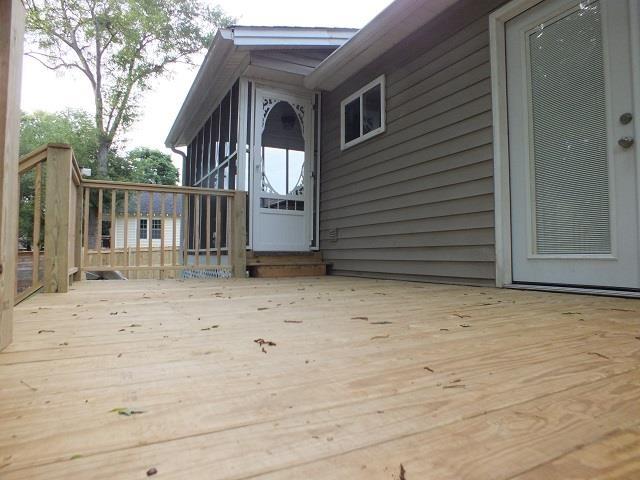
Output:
[{"xmin": 20, "ymin": 0, "xmax": 393, "ymax": 171}]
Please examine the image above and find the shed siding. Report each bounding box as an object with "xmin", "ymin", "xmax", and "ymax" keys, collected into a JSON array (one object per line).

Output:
[
  {"xmin": 114, "ymin": 218, "xmax": 182, "ymax": 249},
  {"xmin": 319, "ymin": 0, "xmax": 505, "ymax": 286}
]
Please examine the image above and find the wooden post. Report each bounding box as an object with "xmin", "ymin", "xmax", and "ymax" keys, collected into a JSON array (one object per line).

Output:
[
  {"xmin": 43, "ymin": 145, "xmax": 73, "ymax": 293},
  {"xmin": 73, "ymin": 178, "xmax": 83, "ymax": 281},
  {"xmin": 0, "ymin": 0, "xmax": 24, "ymax": 350},
  {"xmin": 230, "ymin": 192, "xmax": 246, "ymax": 278}
]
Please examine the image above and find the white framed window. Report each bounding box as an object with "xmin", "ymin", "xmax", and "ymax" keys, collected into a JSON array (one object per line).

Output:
[
  {"xmin": 139, "ymin": 218, "xmax": 148, "ymax": 239},
  {"xmin": 151, "ymin": 219, "xmax": 162, "ymax": 240},
  {"xmin": 340, "ymin": 75, "xmax": 386, "ymax": 150}
]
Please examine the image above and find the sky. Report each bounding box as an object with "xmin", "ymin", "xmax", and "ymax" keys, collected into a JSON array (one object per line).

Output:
[{"xmin": 20, "ymin": 0, "xmax": 394, "ymax": 172}]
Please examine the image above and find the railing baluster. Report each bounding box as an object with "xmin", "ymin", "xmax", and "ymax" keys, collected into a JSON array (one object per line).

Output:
[
  {"xmin": 32, "ymin": 163, "xmax": 42, "ymax": 287},
  {"xmin": 183, "ymin": 194, "xmax": 190, "ymax": 268},
  {"xmin": 215, "ymin": 195, "xmax": 222, "ymax": 266},
  {"xmin": 123, "ymin": 191, "xmax": 129, "ymax": 278},
  {"xmin": 83, "ymin": 188, "xmax": 90, "ymax": 275},
  {"xmin": 110, "ymin": 189, "xmax": 116, "ymax": 268},
  {"xmin": 97, "ymin": 189, "xmax": 103, "ymax": 267},
  {"xmin": 160, "ymin": 192, "xmax": 165, "ymax": 279},
  {"xmin": 172, "ymin": 192, "xmax": 177, "ymax": 267},
  {"xmin": 206, "ymin": 195, "xmax": 211, "ymax": 266},
  {"xmin": 148, "ymin": 191, "xmax": 153, "ymax": 272},
  {"xmin": 136, "ymin": 191, "xmax": 141, "ymax": 279},
  {"xmin": 194, "ymin": 194, "xmax": 200, "ymax": 267}
]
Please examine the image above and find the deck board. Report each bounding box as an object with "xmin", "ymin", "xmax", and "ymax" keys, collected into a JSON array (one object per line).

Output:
[{"xmin": 0, "ymin": 277, "xmax": 638, "ymax": 479}]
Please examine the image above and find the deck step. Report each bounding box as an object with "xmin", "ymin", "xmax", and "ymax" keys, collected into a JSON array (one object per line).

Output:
[{"xmin": 247, "ymin": 252, "xmax": 326, "ymax": 278}]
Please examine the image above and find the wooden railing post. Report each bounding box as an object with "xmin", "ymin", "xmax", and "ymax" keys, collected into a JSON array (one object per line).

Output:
[
  {"xmin": 230, "ymin": 191, "xmax": 246, "ymax": 278},
  {"xmin": 0, "ymin": 0, "xmax": 24, "ymax": 351},
  {"xmin": 44, "ymin": 145, "xmax": 73, "ymax": 293},
  {"xmin": 73, "ymin": 168, "xmax": 83, "ymax": 282}
]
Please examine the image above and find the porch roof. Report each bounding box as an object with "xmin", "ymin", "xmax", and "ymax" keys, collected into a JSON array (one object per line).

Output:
[{"xmin": 165, "ymin": 26, "xmax": 356, "ymax": 148}]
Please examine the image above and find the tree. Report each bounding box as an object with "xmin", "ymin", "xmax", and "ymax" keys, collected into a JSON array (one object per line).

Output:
[
  {"xmin": 127, "ymin": 147, "xmax": 178, "ymax": 185},
  {"xmin": 24, "ymin": 0, "xmax": 234, "ymax": 177}
]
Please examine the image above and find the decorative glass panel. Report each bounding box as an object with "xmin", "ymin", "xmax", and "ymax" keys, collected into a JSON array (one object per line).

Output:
[{"xmin": 528, "ymin": 1, "xmax": 611, "ymax": 254}]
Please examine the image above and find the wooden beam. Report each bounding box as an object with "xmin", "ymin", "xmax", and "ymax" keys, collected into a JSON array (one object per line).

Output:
[
  {"xmin": 0, "ymin": 0, "xmax": 24, "ymax": 350},
  {"xmin": 230, "ymin": 191, "xmax": 247, "ymax": 278},
  {"xmin": 43, "ymin": 146, "xmax": 73, "ymax": 293}
]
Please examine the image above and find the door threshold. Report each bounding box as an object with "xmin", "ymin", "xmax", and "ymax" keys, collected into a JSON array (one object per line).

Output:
[{"xmin": 506, "ymin": 283, "xmax": 640, "ymax": 299}]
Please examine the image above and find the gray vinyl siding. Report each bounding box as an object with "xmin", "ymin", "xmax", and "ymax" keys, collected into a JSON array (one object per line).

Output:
[{"xmin": 319, "ymin": 0, "xmax": 507, "ymax": 286}]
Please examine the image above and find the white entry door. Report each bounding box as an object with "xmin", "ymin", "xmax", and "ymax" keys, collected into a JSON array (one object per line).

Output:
[
  {"xmin": 252, "ymin": 88, "xmax": 313, "ymax": 251},
  {"xmin": 508, "ymin": 0, "xmax": 640, "ymax": 289}
]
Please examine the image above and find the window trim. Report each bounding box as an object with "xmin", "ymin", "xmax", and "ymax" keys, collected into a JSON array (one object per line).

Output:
[
  {"xmin": 340, "ymin": 75, "xmax": 386, "ymax": 150},
  {"xmin": 151, "ymin": 219, "xmax": 163, "ymax": 240},
  {"xmin": 139, "ymin": 218, "xmax": 148, "ymax": 240}
]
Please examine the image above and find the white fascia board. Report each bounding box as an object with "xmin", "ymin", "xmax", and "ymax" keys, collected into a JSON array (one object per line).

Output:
[{"xmin": 165, "ymin": 31, "xmax": 234, "ymax": 147}]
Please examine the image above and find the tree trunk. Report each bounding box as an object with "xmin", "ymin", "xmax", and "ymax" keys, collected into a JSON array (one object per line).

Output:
[{"xmin": 97, "ymin": 140, "xmax": 110, "ymax": 178}]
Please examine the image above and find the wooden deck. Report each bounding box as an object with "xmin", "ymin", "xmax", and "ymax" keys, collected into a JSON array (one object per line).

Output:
[{"xmin": 1, "ymin": 277, "xmax": 639, "ymax": 479}]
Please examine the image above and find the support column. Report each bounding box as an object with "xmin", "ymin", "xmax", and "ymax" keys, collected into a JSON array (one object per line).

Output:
[{"xmin": 0, "ymin": 0, "xmax": 24, "ymax": 351}]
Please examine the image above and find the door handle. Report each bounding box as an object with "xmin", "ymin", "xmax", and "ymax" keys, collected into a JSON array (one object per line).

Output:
[{"xmin": 618, "ymin": 137, "xmax": 635, "ymax": 149}]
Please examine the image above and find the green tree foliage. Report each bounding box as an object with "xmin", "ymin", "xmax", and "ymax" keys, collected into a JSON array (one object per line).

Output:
[
  {"xmin": 127, "ymin": 147, "xmax": 179, "ymax": 186},
  {"xmin": 24, "ymin": 0, "xmax": 234, "ymax": 176}
]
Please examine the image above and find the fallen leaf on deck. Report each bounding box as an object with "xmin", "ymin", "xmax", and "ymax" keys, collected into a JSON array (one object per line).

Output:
[
  {"xmin": 399, "ymin": 463, "xmax": 407, "ymax": 480},
  {"xmin": 424, "ymin": 367, "xmax": 434, "ymax": 373},
  {"xmin": 254, "ymin": 338, "xmax": 276, "ymax": 347},
  {"xmin": 459, "ymin": 324, "xmax": 471, "ymax": 328},
  {"xmin": 371, "ymin": 321, "xmax": 393, "ymax": 325},
  {"xmin": 37, "ymin": 330, "xmax": 55, "ymax": 334},
  {"xmin": 70, "ymin": 455, "xmax": 83, "ymax": 460},
  {"xmin": 371, "ymin": 335, "xmax": 390, "ymax": 340},
  {"xmin": 284, "ymin": 320, "xmax": 303, "ymax": 324},
  {"xmin": 453, "ymin": 314, "xmax": 470, "ymax": 319},
  {"xmin": 201, "ymin": 325, "xmax": 219, "ymax": 331},
  {"xmin": 110, "ymin": 407, "xmax": 145, "ymax": 417},
  {"xmin": 351, "ymin": 316, "xmax": 369, "ymax": 321},
  {"xmin": 257, "ymin": 307, "xmax": 269, "ymax": 311},
  {"xmin": 129, "ymin": 324, "xmax": 142, "ymax": 328},
  {"xmin": 587, "ymin": 352, "xmax": 610, "ymax": 360},
  {"xmin": 20, "ymin": 380, "xmax": 37, "ymax": 392},
  {"xmin": 147, "ymin": 467, "xmax": 158, "ymax": 476}
]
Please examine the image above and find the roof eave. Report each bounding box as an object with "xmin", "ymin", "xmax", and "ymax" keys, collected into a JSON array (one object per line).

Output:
[{"xmin": 304, "ymin": 0, "xmax": 459, "ymax": 91}]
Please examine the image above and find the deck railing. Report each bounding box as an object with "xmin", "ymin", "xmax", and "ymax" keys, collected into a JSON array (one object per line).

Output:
[
  {"xmin": 17, "ymin": 144, "xmax": 83, "ymax": 301},
  {"xmin": 16, "ymin": 144, "xmax": 246, "ymax": 303},
  {"xmin": 80, "ymin": 179, "xmax": 246, "ymax": 279}
]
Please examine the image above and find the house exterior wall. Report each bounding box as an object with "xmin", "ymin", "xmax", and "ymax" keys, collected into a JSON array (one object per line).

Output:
[
  {"xmin": 319, "ymin": 0, "xmax": 507, "ymax": 286},
  {"xmin": 113, "ymin": 217, "xmax": 182, "ymax": 249}
]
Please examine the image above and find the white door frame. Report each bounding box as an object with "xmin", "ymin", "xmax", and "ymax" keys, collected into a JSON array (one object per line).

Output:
[
  {"xmin": 250, "ymin": 83, "xmax": 315, "ymax": 251},
  {"xmin": 489, "ymin": 0, "xmax": 640, "ymax": 287}
]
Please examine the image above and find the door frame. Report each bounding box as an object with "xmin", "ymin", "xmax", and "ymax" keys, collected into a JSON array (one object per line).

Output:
[
  {"xmin": 489, "ymin": 0, "xmax": 640, "ymax": 287},
  {"xmin": 249, "ymin": 82, "xmax": 315, "ymax": 251}
]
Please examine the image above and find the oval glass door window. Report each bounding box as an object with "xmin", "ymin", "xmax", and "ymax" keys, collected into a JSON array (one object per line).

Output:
[{"xmin": 261, "ymin": 101, "xmax": 305, "ymax": 211}]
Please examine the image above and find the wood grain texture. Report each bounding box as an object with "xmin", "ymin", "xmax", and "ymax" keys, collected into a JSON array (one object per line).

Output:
[
  {"xmin": 0, "ymin": 0, "xmax": 24, "ymax": 350},
  {"xmin": 0, "ymin": 277, "xmax": 638, "ymax": 479}
]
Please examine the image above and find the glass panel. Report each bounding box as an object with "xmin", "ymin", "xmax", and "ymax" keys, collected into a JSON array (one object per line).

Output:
[
  {"xmin": 363, "ymin": 84, "xmax": 382, "ymax": 134},
  {"xmin": 261, "ymin": 100, "xmax": 306, "ymax": 205},
  {"xmin": 288, "ymin": 150, "xmax": 304, "ymax": 196},
  {"xmin": 344, "ymin": 97, "xmax": 360, "ymax": 144},
  {"xmin": 529, "ymin": 1, "xmax": 610, "ymax": 254},
  {"xmin": 262, "ymin": 147, "xmax": 287, "ymax": 195}
]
